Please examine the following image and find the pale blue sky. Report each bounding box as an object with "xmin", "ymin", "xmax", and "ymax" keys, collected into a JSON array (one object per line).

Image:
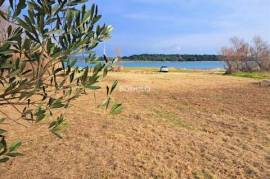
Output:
[{"xmin": 93, "ymin": 0, "xmax": 270, "ymax": 56}]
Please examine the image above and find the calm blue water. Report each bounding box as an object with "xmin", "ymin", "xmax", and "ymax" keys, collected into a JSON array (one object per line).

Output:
[
  {"xmin": 77, "ymin": 61, "xmax": 225, "ymax": 70},
  {"xmin": 119, "ymin": 61, "xmax": 225, "ymax": 69}
]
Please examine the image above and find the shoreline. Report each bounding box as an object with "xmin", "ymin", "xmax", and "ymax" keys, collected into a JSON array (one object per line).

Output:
[
  {"xmin": 121, "ymin": 67, "xmax": 225, "ymax": 72},
  {"xmin": 118, "ymin": 68, "xmax": 270, "ymax": 80}
]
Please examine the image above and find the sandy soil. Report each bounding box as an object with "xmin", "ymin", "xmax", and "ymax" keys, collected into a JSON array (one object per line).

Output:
[{"xmin": 0, "ymin": 70, "xmax": 270, "ymax": 179}]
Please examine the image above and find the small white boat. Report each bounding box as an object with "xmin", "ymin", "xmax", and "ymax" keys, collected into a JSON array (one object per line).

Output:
[{"xmin": 160, "ymin": 66, "xmax": 169, "ymax": 72}]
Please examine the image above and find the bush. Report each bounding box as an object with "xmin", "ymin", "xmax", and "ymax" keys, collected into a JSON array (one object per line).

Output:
[
  {"xmin": 221, "ymin": 36, "xmax": 270, "ymax": 73},
  {"xmin": 0, "ymin": 0, "xmax": 121, "ymax": 163}
]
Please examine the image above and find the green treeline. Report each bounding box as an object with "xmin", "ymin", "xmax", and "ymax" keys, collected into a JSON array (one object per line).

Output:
[{"xmin": 122, "ymin": 54, "xmax": 221, "ymax": 61}]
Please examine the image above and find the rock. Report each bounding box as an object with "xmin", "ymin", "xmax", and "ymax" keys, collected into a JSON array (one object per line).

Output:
[{"xmin": 260, "ymin": 80, "xmax": 270, "ymax": 87}]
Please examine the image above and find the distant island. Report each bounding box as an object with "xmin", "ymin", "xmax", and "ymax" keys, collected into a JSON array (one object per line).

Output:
[{"xmin": 121, "ymin": 54, "xmax": 221, "ymax": 61}]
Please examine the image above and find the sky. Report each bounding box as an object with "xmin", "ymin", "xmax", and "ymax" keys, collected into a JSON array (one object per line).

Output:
[{"xmin": 92, "ymin": 0, "xmax": 270, "ymax": 56}]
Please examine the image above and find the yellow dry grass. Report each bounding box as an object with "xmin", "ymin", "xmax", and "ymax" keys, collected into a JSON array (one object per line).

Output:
[{"xmin": 0, "ymin": 70, "xmax": 270, "ymax": 178}]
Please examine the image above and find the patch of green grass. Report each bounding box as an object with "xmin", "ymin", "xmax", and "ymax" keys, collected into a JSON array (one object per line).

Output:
[
  {"xmin": 229, "ymin": 72, "xmax": 270, "ymax": 80},
  {"xmin": 154, "ymin": 110, "xmax": 193, "ymax": 130},
  {"xmin": 193, "ymin": 170, "xmax": 216, "ymax": 179}
]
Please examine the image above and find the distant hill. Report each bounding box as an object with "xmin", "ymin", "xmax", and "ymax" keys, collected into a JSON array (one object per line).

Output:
[{"xmin": 122, "ymin": 54, "xmax": 222, "ymax": 61}]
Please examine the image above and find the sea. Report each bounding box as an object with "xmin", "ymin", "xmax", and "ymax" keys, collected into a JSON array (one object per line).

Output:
[{"xmin": 77, "ymin": 60, "xmax": 225, "ymax": 70}]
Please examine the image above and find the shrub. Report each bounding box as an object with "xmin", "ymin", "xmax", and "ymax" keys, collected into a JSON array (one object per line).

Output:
[{"xmin": 221, "ymin": 36, "xmax": 270, "ymax": 73}]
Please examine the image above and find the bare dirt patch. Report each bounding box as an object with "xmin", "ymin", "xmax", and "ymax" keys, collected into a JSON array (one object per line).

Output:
[{"xmin": 1, "ymin": 70, "xmax": 270, "ymax": 178}]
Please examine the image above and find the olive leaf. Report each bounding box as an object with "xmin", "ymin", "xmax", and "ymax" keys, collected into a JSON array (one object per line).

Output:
[{"xmin": 0, "ymin": 0, "xmax": 120, "ymax": 163}]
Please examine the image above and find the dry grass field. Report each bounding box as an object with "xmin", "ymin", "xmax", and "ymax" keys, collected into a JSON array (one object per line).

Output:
[{"xmin": 1, "ymin": 70, "xmax": 270, "ymax": 178}]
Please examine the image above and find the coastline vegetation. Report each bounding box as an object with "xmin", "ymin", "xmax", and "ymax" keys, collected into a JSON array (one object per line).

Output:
[{"xmin": 122, "ymin": 54, "xmax": 221, "ymax": 61}]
